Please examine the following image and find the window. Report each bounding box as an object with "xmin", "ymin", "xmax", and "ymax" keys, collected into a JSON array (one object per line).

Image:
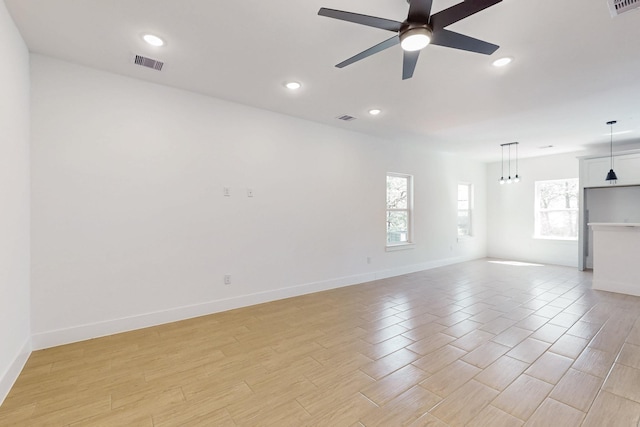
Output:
[
  {"xmin": 386, "ymin": 173, "xmax": 413, "ymax": 246},
  {"xmin": 534, "ymin": 179, "xmax": 579, "ymax": 239},
  {"xmin": 457, "ymin": 183, "xmax": 473, "ymax": 237}
]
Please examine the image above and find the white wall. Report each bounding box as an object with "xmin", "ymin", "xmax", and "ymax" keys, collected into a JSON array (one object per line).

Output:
[
  {"xmin": 30, "ymin": 54, "xmax": 487, "ymax": 348},
  {"xmin": 487, "ymin": 152, "xmax": 579, "ymax": 267},
  {"xmin": 586, "ymin": 186, "xmax": 640, "ymax": 224},
  {"xmin": 0, "ymin": 0, "xmax": 31, "ymax": 404}
]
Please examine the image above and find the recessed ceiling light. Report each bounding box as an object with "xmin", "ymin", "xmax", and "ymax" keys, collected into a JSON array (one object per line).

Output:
[
  {"xmin": 492, "ymin": 57, "xmax": 512, "ymax": 67},
  {"xmin": 368, "ymin": 109, "xmax": 381, "ymax": 116},
  {"xmin": 285, "ymin": 81, "xmax": 301, "ymax": 90},
  {"xmin": 143, "ymin": 34, "xmax": 164, "ymax": 47}
]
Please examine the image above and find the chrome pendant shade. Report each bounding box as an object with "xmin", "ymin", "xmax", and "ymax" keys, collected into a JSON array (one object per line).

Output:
[{"xmin": 605, "ymin": 120, "xmax": 618, "ymax": 184}]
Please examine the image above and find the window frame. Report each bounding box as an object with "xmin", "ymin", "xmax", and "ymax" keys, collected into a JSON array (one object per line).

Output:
[
  {"xmin": 457, "ymin": 182, "xmax": 473, "ymax": 238},
  {"xmin": 386, "ymin": 172, "xmax": 414, "ymax": 250},
  {"xmin": 534, "ymin": 178, "xmax": 579, "ymax": 241}
]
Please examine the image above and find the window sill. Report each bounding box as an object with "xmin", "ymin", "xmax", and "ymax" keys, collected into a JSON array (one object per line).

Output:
[
  {"xmin": 457, "ymin": 235, "xmax": 474, "ymax": 242},
  {"xmin": 532, "ymin": 236, "xmax": 578, "ymax": 242},
  {"xmin": 385, "ymin": 243, "xmax": 416, "ymax": 252}
]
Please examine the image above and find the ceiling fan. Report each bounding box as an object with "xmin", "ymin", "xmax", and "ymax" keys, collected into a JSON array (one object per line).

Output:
[{"xmin": 318, "ymin": 0, "xmax": 502, "ymax": 80}]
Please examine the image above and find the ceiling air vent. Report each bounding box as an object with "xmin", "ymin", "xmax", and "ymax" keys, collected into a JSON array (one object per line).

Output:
[
  {"xmin": 134, "ymin": 55, "xmax": 164, "ymax": 71},
  {"xmin": 336, "ymin": 114, "xmax": 356, "ymax": 121},
  {"xmin": 608, "ymin": 0, "xmax": 640, "ymax": 16}
]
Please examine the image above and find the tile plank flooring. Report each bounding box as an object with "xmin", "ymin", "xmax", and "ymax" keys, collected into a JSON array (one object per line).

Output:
[{"xmin": 2, "ymin": 259, "xmax": 640, "ymax": 426}]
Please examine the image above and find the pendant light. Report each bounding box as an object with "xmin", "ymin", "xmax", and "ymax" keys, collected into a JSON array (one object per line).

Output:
[
  {"xmin": 514, "ymin": 142, "xmax": 520, "ymax": 182},
  {"xmin": 499, "ymin": 145, "xmax": 505, "ymax": 184},
  {"xmin": 507, "ymin": 144, "xmax": 512, "ymax": 184},
  {"xmin": 605, "ymin": 120, "xmax": 618, "ymax": 184},
  {"xmin": 499, "ymin": 142, "xmax": 520, "ymax": 185}
]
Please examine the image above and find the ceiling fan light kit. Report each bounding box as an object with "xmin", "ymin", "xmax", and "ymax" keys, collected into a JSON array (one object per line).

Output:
[
  {"xmin": 400, "ymin": 26, "xmax": 432, "ymax": 51},
  {"xmin": 318, "ymin": 0, "xmax": 503, "ymax": 80}
]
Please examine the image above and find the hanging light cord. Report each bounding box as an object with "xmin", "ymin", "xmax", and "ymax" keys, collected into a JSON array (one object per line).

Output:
[
  {"xmin": 508, "ymin": 144, "xmax": 511, "ymax": 180},
  {"xmin": 610, "ymin": 123, "xmax": 614, "ymax": 170}
]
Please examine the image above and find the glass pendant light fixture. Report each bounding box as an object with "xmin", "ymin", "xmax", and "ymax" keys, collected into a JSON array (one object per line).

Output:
[
  {"xmin": 507, "ymin": 144, "xmax": 512, "ymax": 184},
  {"xmin": 514, "ymin": 142, "xmax": 520, "ymax": 182},
  {"xmin": 499, "ymin": 144, "xmax": 505, "ymax": 184},
  {"xmin": 605, "ymin": 120, "xmax": 618, "ymax": 184},
  {"xmin": 499, "ymin": 142, "xmax": 520, "ymax": 185}
]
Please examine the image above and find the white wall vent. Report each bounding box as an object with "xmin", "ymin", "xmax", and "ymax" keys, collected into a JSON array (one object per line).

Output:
[
  {"xmin": 134, "ymin": 55, "xmax": 164, "ymax": 71},
  {"xmin": 336, "ymin": 114, "xmax": 356, "ymax": 121},
  {"xmin": 608, "ymin": 0, "xmax": 640, "ymax": 16}
]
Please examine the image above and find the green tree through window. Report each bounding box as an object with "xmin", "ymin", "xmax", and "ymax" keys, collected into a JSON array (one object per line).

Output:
[
  {"xmin": 458, "ymin": 183, "xmax": 473, "ymax": 237},
  {"xmin": 535, "ymin": 179, "xmax": 579, "ymax": 239},
  {"xmin": 387, "ymin": 173, "xmax": 412, "ymax": 244}
]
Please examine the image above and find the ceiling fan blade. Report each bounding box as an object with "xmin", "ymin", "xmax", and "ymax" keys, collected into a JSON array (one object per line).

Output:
[
  {"xmin": 430, "ymin": 0, "xmax": 502, "ymax": 30},
  {"xmin": 402, "ymin": 50, "xmax": 420, "ymax": 80},
  {"xmin": 408, "ymin": 0, "xmax": 434, "ymax": 23},
  {"xmin": 431, "ymin": 29, "xmax": 499, "ymax": 54},
  {"xmin": 336, "ymin": 36, "xmax": 400, "ymax": 68},
  {"xmin": 318, "ymin": 8, "xmax": 403, "ymax": 32}
]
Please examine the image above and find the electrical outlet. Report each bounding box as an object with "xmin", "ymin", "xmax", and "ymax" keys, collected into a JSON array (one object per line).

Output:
[
  {"xmin": 223, "ymin": 187, "xmax": 230, "ymax": 197},
  {"xmin": 247, "ymin": 188, "xmax": 254, "ymax": 197},
  {"xmin": 224, "ymin": 274, "xmax": 231, "ymax": 285}
]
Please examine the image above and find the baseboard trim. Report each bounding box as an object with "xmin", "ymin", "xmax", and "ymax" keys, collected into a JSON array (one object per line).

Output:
[
  {"xmin": 31, "ymin": 255, "xmax": 475, "ymax": 350},
  {"xmin": 485, "ymin": 252, "xmax": 578, "ymax": 268},
  {"xmin": 373, "ymin": 255, "xmax": 472, "ymax": 280},
  {"xmin": 0, "ymin": 338, "xmax": 32, "ymax": 406},
  {"xmin": 592, "ymin": 279, "xmax": 640, "ymax": 297}
]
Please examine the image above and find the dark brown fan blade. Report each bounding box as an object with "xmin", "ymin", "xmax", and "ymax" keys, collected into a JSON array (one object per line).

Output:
[
  {"xmin": 431, "ymin": 29, "xmax": 499, "ymax": 54},
  {"xmin": 430, "ymin": 0, "xmax": 502, "ymax": 30},
  {"xmin": 402, "ymin": 50, "xmax": 420, "ymax": 80},
  {"xmin": 408, "ymin": 0, "xmax": 433, "ymax": 23},
  {"xmin": 336, "ymin": 36, "xmax": 400, "ymax": 68},
  {"xmin": 318, "ymin": 8, "xmax": 403, "ymax": 32}
]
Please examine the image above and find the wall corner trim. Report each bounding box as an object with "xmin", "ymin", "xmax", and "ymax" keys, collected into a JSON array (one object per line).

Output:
[{"xmin": 0, "ymin": 338, "xmax": 32, "ymax": 406}]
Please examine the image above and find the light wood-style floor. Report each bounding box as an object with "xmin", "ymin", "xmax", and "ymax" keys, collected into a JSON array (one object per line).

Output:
[{"xmin": 2, "ymin": 259, "xmax": 640, "ymax": 426}]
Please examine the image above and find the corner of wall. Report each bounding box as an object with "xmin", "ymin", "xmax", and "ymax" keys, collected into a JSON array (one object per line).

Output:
[
  {"xmin": 0, "ymin": 338, "xmax": 32, "ymax": 406},
  {"xmin": 0, "ymin": 0, "xmax": 32, "ymax": 408}
]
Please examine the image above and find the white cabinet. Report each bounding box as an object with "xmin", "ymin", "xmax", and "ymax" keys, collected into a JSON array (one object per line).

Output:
[
  {"xmin": 581, "ymin": 151, "xmax": 640, "ymax": 188},
  {"xmin": 590, "ymin": 223, "xmax": 640, "ymax": 296},
  {"xmin": 578, "ymin": 149, "xmax": 640, "ymax": 271}
]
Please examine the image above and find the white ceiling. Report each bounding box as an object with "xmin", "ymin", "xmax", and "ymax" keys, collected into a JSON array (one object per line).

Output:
[{"xmin": 6, "ymin": 0, "xmax": 640, "ymax": 162}]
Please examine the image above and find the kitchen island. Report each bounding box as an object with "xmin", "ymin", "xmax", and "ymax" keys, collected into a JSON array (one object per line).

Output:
[{"xmin": 589, "ymin": 223, "xmax": 640, "ymax": 296}]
